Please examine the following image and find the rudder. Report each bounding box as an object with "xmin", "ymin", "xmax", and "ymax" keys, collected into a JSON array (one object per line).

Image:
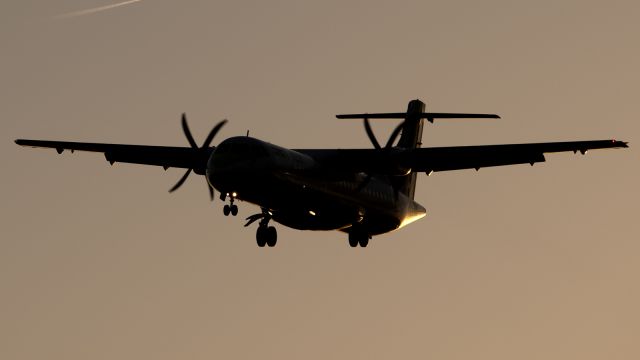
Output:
[{"xmin": 395, "ymin": 99, "xmax": 426, "ymax": 199}]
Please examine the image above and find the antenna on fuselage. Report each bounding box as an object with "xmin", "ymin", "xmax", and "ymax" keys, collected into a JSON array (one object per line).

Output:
[{"xmin": 246, "ymin": 130, "xmax": 250, "ymax": 137}]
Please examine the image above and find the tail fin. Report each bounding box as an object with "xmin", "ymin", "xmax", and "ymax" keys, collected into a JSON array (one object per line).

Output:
[
  {"xmin": 336, "ymin": 99, "xmax": 499, "ymax": 200},
  {"xmin": 395, "ymin": 99, "xmax": 425, "ymax": 199},
  {"xmin": 398, "ymin": 99, "xmax": 426, "ymax": 149}
]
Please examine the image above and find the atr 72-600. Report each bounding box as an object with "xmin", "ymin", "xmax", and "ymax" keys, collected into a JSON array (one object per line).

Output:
[{"xmin": 16, "ymin": 100, "xmax": 628, "ymax": 247}]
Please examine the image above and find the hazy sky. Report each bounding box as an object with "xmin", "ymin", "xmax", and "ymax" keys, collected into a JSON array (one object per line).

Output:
[{"xmin": 1, "ymin": 1, "xmax": 638, "ymax": 359}]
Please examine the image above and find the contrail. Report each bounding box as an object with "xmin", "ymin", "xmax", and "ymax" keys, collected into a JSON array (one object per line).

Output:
[{"xmin": 54, "ymin": 0, "xmax": 144, "ymax": 19}]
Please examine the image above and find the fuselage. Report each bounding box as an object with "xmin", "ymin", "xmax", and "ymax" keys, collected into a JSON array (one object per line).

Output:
[{"xmin": 206, "ymin": 136, "xmax": 426, "ymax": 235}]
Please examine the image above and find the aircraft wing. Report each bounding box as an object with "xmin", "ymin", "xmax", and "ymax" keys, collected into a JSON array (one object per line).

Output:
[
  {"xmin": 17, "ymin": 138, "xmax": 628, "ymax": 175},
  {"xmin": 406, "ymin": 140, "xmax": 628, "ymax": 173},
  {"xmin": 301, "ymin": 140, "xmax": 628, "ymax": 174},
  {"xmin": 14, "ymin": 140, "xmax": 210, "ymax": 170}
]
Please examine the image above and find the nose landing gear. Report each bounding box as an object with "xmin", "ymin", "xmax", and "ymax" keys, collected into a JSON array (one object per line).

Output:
[
  {"xmin": 221, "ymin": 192, "xmax": 238, "ymax": 216},
  {"xmin": 223, "ymin": 203, "xmax": 238, "ymax": 216},
  {"xmin": 245, "ymin": 209, "xmax": 277, "ymax": 247}
]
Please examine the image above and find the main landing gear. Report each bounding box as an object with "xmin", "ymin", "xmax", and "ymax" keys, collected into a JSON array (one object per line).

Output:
[
  {"xmin": 257, "ymin": 223, "xmax": 277, "ymax": 247},
  {"xmin": 348, "ymin": 228, "xmax": 370, "ymax": 248},
  {"xmin": 245, "ymin": 209, "xmax": 277, "ymax": 247},
  {"xmin": 221, "ymin": 192, "xmax": 238, "ymax": 216}
]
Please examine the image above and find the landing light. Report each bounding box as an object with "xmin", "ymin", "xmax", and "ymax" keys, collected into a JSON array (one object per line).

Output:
[
  {"xmin": 232, "ymin": 192, "xmax": 237, "ymax": 197},
  {"xmin": 309, "ymin": 210, "xmax": 316, "ymax": 216}
]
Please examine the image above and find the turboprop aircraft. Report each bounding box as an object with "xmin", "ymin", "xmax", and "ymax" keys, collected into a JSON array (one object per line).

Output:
[{"xmin": 15, "ymin": 100, "xmax": 628, "ymax": 247}]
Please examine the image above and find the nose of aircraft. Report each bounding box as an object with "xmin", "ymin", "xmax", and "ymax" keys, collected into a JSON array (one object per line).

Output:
[{"xmin": 206, "ymin": 137, "xmax": 259, "ymax": 190}]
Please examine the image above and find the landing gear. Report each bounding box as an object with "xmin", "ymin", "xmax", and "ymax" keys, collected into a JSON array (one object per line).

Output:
[
  {"xmin": 348, "ymin": 229, "xmax": 370, "ymax": 248},
  {"xmin": 223, "ymin": 204, "xmax": 238, "ymax": 216},
  {"xmin": 246, "ymin": 209, "xmax": 278, "ymax": 247},
  {"xmin": 256, "ymin": 226, "xmax": 267, "ymax": 247},
  {"xmin": 257, "ymin": 224, "xmax": 277, "ymax": 247},
  {"xmin": 348, "ymin": 235, "xmax": 358, "ymax": 247},
  {"xmin": 221, "ymin": 192, "xmax": 238, "ymax": 216}
]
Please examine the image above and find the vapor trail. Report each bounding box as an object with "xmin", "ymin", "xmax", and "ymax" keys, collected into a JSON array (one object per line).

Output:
[{"xmin": 55, "ymin": 0, "xmax": 144, "ymax": 19}]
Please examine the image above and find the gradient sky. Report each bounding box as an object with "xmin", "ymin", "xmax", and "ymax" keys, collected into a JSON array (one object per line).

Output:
[{"xmin": 1, "ymin": 1, "xmax": 639, "ymax": 359}]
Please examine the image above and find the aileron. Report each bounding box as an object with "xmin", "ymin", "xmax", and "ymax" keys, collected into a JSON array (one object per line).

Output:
[{"xmin": 405, "ymin": 139, "xmax": 628, "ymax": 173}]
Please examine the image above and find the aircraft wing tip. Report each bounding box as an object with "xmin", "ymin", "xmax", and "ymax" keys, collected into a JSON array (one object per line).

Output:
[{"xmin": 614, "ymin": 139, "xmax": 629, "ymax": 148}]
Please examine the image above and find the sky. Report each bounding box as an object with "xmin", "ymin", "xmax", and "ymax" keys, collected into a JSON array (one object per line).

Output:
[{"xmin": 1, "ymin": 1, "xmax": 639, "ymax": 359}]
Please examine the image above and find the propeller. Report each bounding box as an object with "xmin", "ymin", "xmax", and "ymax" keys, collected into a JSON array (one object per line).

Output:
[
  {"xmin": 363, "ymin": 118, "xmax": 404, "ymax": 150},
  {"xmin": 357, "ymin": 118, "xmax": 406, "ymax": 196},
  {"xmin": 169, "ymin": 113, "xmax": 227, "ymax": 200}
]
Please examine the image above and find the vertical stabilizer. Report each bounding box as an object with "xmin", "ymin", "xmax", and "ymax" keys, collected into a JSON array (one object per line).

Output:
[
  {"xmin": 395, "ymin": 99, "xmax": 425, "ymax": 199},
  {"xmin": 397, "ymin": 99, "xmax": 425, "ymax": 149}
]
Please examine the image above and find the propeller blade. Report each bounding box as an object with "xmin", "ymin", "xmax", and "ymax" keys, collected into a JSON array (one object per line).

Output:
[
  {"xmin": 385, "ymin": 121, "xmax": 404, "ymax": 148},
  {"xmin": 181, "ymin": 113, "xmax": 199, "ymax": 149},
  {"xmin": 363, "ymin": 118, "xmax": 382, "ymax": 149},
  {"xmin": 207, "ymin": 182, "xmax": 214, "ymax": 201},
  {"xmin": 201, "ymin": 119, "xmax": 228, "ymax": 148},
  {"xmin": 169, "ymin": 168, "xmax": 192, "ymax": 193}
]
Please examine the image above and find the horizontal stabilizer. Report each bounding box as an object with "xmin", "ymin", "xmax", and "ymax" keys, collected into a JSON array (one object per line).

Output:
[{"xmin": 336, "ymin": 112, "xmax": 500, "ymax": 122}]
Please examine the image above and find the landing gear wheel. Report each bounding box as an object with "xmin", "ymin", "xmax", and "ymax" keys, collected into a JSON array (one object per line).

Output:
[
  {"xmin": 266, "ymin": 226, "xmax": 277, "ymax": 247},
  {"xmin": 223, "ymin": 193, "xmax": 238, "ymax": 216},
  {"xmin": 256, "ymin": 226, "xmax": 267, "ymax": 247},
  {"xmin": 359, "ymin": 236, "xmax": 369, "ymax": 248},
  {"xmin": 249, "ymin": 208, "xmax": 276, "ymax": 248},
  {"xmin": 348, "ymin": 229, "xmax": 369, "ymax": 248},
  {"xmin": 348, "ymin": 233, "xmax": 359, "ymax": 248}
]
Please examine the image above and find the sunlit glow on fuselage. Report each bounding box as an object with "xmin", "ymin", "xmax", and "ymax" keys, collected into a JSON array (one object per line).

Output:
[{"xmin": 399, "ymin": 211, "xmax": 427, "ymax": 229}]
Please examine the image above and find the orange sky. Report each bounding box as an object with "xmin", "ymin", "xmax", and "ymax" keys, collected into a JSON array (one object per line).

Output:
[{"xmin": 1, "ymin": 1, "xmax": 638, "ymax": 359}]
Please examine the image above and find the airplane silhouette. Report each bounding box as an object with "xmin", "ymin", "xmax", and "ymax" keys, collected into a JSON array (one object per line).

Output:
[{"xmin": 15, "ymin": 100, "xmax": 628, "ymax": 247}]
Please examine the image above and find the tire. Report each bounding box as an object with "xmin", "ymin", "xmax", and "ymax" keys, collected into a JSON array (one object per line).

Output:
[
  {"xmin": 230, "ymin": 205, "xmax": 238, "ymax": 216},
  {"xmin": 223, "ymin": 205, "xmax": 231, "ymax": 216},
  {"xmin": 256, "ymin": 227, "xmax": 267, "ymax": 247},
  {"xmin": 359, "ymin": 236, "xmax": 369, "ymax": 248},
  {"xmin": 266, "ymin": 226, "xmax": 277, "ymax": 247},
  {"xmin": 348, "ymin": 233, "xmax": 359, "ymax": 247}
]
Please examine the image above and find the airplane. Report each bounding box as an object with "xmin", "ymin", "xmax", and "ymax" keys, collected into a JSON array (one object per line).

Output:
[{"xmin": 15, "ymin": 99, "xmax": 628, "ymax": 248}]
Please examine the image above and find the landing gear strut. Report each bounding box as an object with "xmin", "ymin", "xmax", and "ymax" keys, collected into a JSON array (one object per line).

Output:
[
  {"xmin": 221, "ymin": 192, "xmax": 238, "ymax": 216},
  {"xmin": 245, "ymin": 209, "xmax": 277, "ymax": 247}
]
